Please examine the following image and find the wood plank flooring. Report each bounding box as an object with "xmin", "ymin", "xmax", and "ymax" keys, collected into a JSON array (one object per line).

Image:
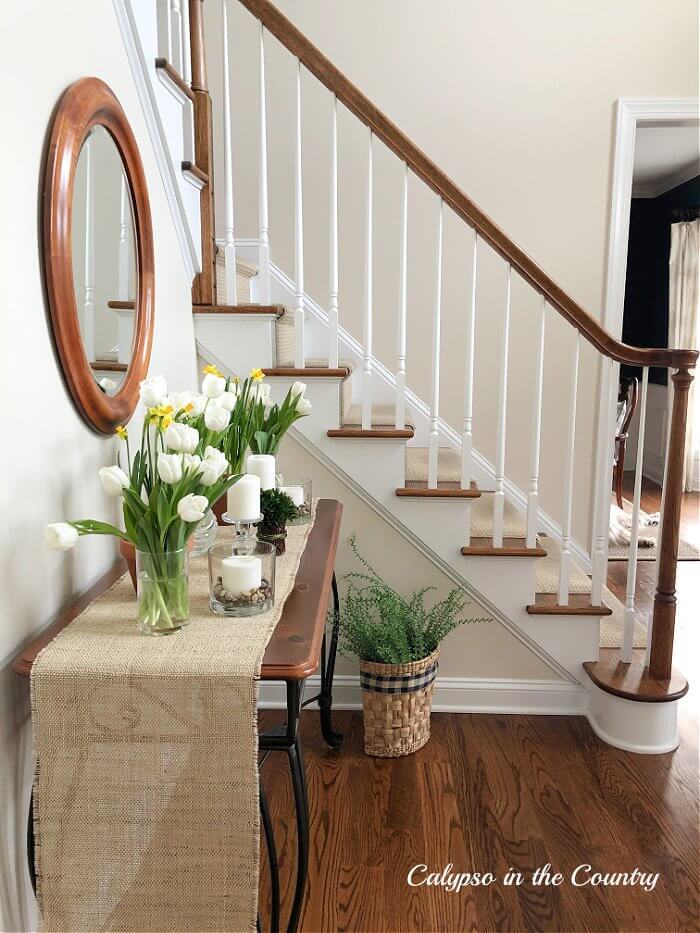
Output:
[{"xmin": 259, "ymin": 708, "xmax": 699, "ymax": 932}]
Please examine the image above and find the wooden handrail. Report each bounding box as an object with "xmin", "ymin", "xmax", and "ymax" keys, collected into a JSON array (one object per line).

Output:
[{"xmin": 236, "ymin": 0, "xmax": 697, "ymax": 371}]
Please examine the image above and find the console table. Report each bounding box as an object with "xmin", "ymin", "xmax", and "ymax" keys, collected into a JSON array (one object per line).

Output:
[{"xmin": 14, "ymin": 498, "xmax": 344, "ymax": 933}]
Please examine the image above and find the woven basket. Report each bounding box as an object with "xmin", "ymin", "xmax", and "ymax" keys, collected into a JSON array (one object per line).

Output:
[{"xmin": 359, "ymin": 649, "xmax": 439, "ymax": 757}]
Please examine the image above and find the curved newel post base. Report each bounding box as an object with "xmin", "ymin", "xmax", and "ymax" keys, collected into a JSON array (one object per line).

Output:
[
  {"xmin": 582, "ymin": 652, "xmax": 688, "ymax": 754},
  {"xmin": 585, "ymin": 681, "xmax": 681, "ymax": 754}
]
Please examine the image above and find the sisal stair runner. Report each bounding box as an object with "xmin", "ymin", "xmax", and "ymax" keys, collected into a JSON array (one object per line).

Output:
[{"xmin": 399, "ymin": 446, "xmax": 480, "ymax": 497}]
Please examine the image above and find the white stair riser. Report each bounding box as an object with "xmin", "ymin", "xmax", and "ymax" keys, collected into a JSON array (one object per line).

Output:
[{"xmin": 195, "ymin": 317, "xmax": 277, "ymax": 372}]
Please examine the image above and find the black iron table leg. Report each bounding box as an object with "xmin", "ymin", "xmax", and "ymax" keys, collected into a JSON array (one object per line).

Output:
[
  {"xmin": 259, "ymin": 781, "xmax": 280, "ymax": 933},
  {"xmin": 27, "ymin": 789, "xmax": 36, "ymax": 896},
  {"xmin": 285, "ymin": 738, "xmax": 309, "ymax": 933},
  {"xmin": 318, "ymin": 573, "xmax": 343, "ymax": 748}
]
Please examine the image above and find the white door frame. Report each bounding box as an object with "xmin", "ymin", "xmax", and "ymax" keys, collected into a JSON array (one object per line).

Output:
[{"xmin": 591, "ymin": 98, "xmax": 699, "ymax": 572}]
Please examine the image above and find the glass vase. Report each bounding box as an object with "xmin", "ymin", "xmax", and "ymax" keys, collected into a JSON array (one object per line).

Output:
[
  {"xmin": 136, "ymin": 547, "xmax": 190, "ymax": 635},
  {"xmin": 191, "ymin": 508, "xmax": 218, "ymax": 556}
]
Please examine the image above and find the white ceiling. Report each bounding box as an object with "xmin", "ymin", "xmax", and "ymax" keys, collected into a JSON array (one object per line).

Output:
[{"xmin": 632, "ymin": 123, "xmax": 700, "ymax": 197}]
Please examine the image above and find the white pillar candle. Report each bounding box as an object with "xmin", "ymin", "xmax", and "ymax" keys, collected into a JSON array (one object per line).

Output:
[
  {"xmin": 246, "ymin": 453, "xmax": 276, "ymax": 491},
  {"xmin": 226, "ymin": 473, "xmax": 261, "ymax": 521},
  {"xmin": 278, "ymin": 485, "xmax": 304, "ymax": 507},
  {"xmin": 222, "ymin": 555, "xmax": 262, "ymax": 595}
]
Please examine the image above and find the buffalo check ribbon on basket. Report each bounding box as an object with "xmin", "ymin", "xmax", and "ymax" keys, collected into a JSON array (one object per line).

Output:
[
  {"xmin": 360, "ymin": 658, "xmax": 438, "ymax": 694},
  {"xmin": 30, "ymin": 505, "xmax": 316, "ymax": 933}
]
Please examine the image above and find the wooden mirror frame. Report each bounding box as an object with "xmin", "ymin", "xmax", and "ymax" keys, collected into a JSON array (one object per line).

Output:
[{"xmin": 43, "ymin": 77, "xmax": 154, "ymax": 434}]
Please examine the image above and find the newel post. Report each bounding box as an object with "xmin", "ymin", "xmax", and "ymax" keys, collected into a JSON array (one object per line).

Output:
[
  {"xmin": 189, "ymin": 0, "xmax": 217, "ymax": 305},
  {"xmin": 648, "ymin": 367, "xmax": 693, "ymax": 680}
]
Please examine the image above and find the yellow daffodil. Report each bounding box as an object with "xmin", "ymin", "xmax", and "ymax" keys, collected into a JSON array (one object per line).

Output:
[
  {"xmin": 115, "ymin": 425, "xmax": 128, "ymax": 440},
  {"xmin": 183, "ymin": 402, "xmax": 194, "ymax": 414},
  {"xmin": 249, "ymin": 367, "xmax": 265, "ymax": 382},
  {"xmin": 161, "ymin": 415, "xmax": 173, "ymax": 431},
  {"xmin": 203, "ymin": 364, "xmax": 223, "ymax": 378}
]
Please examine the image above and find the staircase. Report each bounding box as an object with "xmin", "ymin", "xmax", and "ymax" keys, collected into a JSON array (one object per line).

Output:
[{"xmin": 136, "ymin": 1, "xmax": 696, "ymax": 752}]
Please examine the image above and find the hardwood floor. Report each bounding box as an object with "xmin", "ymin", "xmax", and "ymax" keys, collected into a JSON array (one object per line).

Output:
[{"xmin": 259, "ymin": 708, "xmax": 699, "ymax": 932}]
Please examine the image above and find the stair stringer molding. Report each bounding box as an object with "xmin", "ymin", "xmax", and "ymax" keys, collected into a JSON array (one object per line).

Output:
[
  {"xmin": 195, "ymin": 331, "xmax": 599, "ymax": 689},
  {"xmin": 226, "ymin": 237, "xmax": 593, "ymax": 575},
  {"xmin": 113, "ymin": 0, "xmax": 202, "ymax": 280}
]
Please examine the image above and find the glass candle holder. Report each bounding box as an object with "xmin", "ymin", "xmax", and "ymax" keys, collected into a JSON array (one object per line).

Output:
[
  {"xmin": 276, "ymin": 477, "xmax": 312, "ymax": 525},
  {"xmin": 208, "ymin": 540, "xmax": 275, "ymax": 617}
]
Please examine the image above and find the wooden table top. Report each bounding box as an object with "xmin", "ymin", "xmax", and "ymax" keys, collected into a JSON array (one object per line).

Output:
[{"xmin": 13, "ymin": 499, "xmax": 343, "ymax": 683}]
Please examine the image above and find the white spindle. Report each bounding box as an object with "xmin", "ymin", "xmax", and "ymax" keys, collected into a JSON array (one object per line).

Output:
[
  {"xmin": 395, "ymin": 163, "xmax": 408, "ymax": 429},
  {"xmin": 557, "ymin": 333, "xmax": 581, "ymax": 605},
  {"xmin": 461, "ymin": 230, "xmax": 477, "ymax": 490},
  {"xmin": 158, "ymin": 0, "xmax": 173, "ymax": 62},
  {"xmin": 526, "ymin": 297, "xmax": 546, "ymax": 548},
  {"xmin": 170, "ymin": 0, "xmax": 183, "ymax": 74},
  {"xmin": 181, "ymin": 0, "xmax": 192, "ymax": 85},
  {"xmin": 221, "ymin": 0, "xmax": 238, "ymax": 304},
  {"xmin": 328, "ymin": 95, "xmax": 339, "ymax": 369},
  {"xmin": 591, "ymin": 357, "xmax": 616, "ymax": 604},
  {"xmin": 428, "ymin": 200, "xmax": 444, "ymax": 488},
  {"xmin": 622, "ymin": 368, "xmax": 650, "ymax": 661},
  {"xmin": 257, "ymin": 23, "xmax": 270, "ymax": 303},
  {"xmin": 83, "ymin": 135, "xmax": 96, "ymax": 363},
  {"xmin": 117, "ymin": 175, "xmax": 131, "ymax": 301},
  {"xmin": 361, "ymin": 129, "xmax": 373, "ymax": 429},
  {"xmin": 492, "ymin": 265, "xmax": 512, "ymax": 547},
  {"xmin": 294, "ymin": 60, "xmax": 305, "ymax": 366}
]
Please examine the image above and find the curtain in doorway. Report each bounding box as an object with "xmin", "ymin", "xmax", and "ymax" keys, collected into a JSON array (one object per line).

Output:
[{"xmin": 669, "ymin": 219, "xmax": 700, "ymax": 491}]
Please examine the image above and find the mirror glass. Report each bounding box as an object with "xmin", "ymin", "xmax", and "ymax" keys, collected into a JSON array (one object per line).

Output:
[{"xmin": 71, "ymin": 126, "xmax": 137, "ymax": 396}]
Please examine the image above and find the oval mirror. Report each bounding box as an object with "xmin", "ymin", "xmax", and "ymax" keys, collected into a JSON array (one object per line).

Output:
[
  {"xmin": 71, "ymin": 126, "xmax": 138, "ymax": 397},
  {"xmin": 43, "ymin": 78, "xmax": 154, "ymax": 434}
]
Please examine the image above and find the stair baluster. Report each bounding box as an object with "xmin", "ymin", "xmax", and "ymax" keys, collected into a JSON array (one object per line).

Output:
[
  {"xmin": 361, "ymin": 129, "xmax": 373, "ymax": 429},
  {"xmin": 221, "ymin": 0, "xmax": 238, "ymax": 303},
  {"xmin": 294, "ymin": 59, "xmax": 305, "ymax": 366},
  {"xmin": 460, "ymin": 229, "xmax": 477, "ymax": 493},
  {"xmin": 182, "ymin": 0, "xmax": 192, "ymax": 86},
  {"xmin": 82, "ymin": 134, "xmax": 96, "ymax": 364},
  {"xmin": 170, "ymin": 0, "xmax": 184, "ymax": 75},
  {"xmin": 590, "ymin": 357, "xmax": 616, "ymax": 605},
  {"xmin": 328, "ymin": 94, "xmax": 339, "ymax": 369},
  {"xmin": 646, "ymin": 412, "xmax": 671, "ymax": 666},
  {"xmin": 526, "ymin": 296, "xmax": 546, "ymax": 551},
  {"xmin": 395, "ymin": 162, "xmax": 408, "ymax": 430},
  {"xmin": 557, "ymin": 332, "xmax": 581, "ymax": 605},
  {"xmin": 492, "ymin": 264, "xmax": 511, "ymax": 546},
  {"xmin": 428, "ymin": 200, "xmax": 444, "ymax": 488},
  {"xmin": 622, "ymin": 367, "xmax": 649, "ymax": 661},
  {"xmin": 118, "ymin": 175, "xmax": 131, "ymax": 301},
  {"xmin": 258, "ymin": 22, "xmax": 271, "ymax": 303}
]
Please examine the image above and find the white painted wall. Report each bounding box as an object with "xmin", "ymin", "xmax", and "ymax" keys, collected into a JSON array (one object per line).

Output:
[
  {"xmin": 204, "ymin": 0, "xmax": 698, "ymax": 550},
  {"xmin": 0, "ymin": 3, "xmax": 198, "ymax": 928}
]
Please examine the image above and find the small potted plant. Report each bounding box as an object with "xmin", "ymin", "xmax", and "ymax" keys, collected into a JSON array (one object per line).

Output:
[
  {"xmin": 258, "ymin": 488, "xmax": 299, "ymax": 555},
  {"xmin": 337, "ymin": 536, "xmax": 489, "ymax": 757}
]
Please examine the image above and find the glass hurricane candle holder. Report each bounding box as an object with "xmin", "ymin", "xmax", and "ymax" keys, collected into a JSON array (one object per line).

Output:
[
  {"xmin": 276, "ymin": 477, "xmax": 312, "ymax": 525},
  {"xmin": 208, "ymin": 540, "xmax": 275, "ymax": 617}
]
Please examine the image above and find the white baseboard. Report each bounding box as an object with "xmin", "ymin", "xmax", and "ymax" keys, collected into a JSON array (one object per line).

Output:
[{"xmin": 259, "ymin": 675, "xmax": 588, "ymax": 715}]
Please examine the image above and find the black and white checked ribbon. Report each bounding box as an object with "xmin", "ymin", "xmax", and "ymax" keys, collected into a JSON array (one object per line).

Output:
[{"xmin": 360, "ymin": 660, "xmax": 438, "ymax": 695}]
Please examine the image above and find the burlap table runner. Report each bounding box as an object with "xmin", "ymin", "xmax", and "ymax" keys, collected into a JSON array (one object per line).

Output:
[{"xmin": 31, "ymin": 506, "xmax": 317, "ymax": 933}]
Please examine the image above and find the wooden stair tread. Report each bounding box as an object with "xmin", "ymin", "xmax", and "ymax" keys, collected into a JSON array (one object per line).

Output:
[
  {"xmin": 181, "ymin": 160, "xmax": 208, "ymax": 185},
  {"xmin": 583, "ymin": 649, "xmax": 688, "ymax": 703},
  {"xmin": 154, "ymin": 58, "xmax": 194, "ymax": 101},
  {"xmin": 461, "ymin": 537, "xmax": 546, "ymax": 557},
  {"xmin": 193, "ymin": 304, "xmax": 285, "ymax": 316},
  {"xmin": 107, "ymin": 300, "xmax": 135, "ymax": 310},
  {"xmin": 396, "ymin": 481, "xmax": 480, "ymax": 498},
  {"xmin": 328, "ymin": 427, "xmax": 414, "ymax": 439},
  {"xmin": 264, "ymin": 366, "xmax": 350, "ymax": 377},
  {"xmin": 526, "ymin": 593, "xmax": 613, "ymax": 616},
  {"xmin": 90, "ymin": 361, "xmax": 127, "ymax": 372}
]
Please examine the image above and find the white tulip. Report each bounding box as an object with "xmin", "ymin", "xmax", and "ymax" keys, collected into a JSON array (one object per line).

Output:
[
  {"xmin": 99, "ymin": 377, "xmax": 118, "ymax": 392},
  {"xmin": 45, "ymin": 522, "xmax": 79, "ymax": 551},
  {"xmin": 177, "ymin": 493, "xmax": 208, "ymax": 523},
  {"xmin": 290, "ymin": 381, "xmax": 307, "ymax": 401},
  {"xmin": 251, "ymin": 382, "xmax": 271, "ymax": 404},
  {"xmin": 198, "ymin": 446, "xmax": 228, "ymax": 486},
  {"xmin": 296, "ymin": 397, "xmax": 312, "ymax": 415},
  {"xmin": 164, "ymin": 422, "xmax": 199, "ymax": 454},
  {"xmin": 189, "ymin": 394, "xmax": 208, "ymax": 416},
  {"xmin": 99, "ymin": 465, "xmax": 130, "ymax": 496},
  {"xmin": 218, "ymin": 390, "xmax": 238, "ymax": 412},
  {"xmin": 166, "ymin": 391, "xmax": 194, "ymax": 413},
  {"xmin": 204, "ymin": 402, "xmax": 230, "ymax": 432},
  {"xmin": 202, "ymin": 372, "xmax": 226, "ymax": 399},
  {"xmin": 139, "ymin": 375, "xmax": 167, "ymax": 408},
  {"xmin": 183, "ymin": 453, "xmax": 202, "ymax": 474},
  {"xmin": 157, "ymin": 452, "xmax": 182, "ymax": 484}
]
